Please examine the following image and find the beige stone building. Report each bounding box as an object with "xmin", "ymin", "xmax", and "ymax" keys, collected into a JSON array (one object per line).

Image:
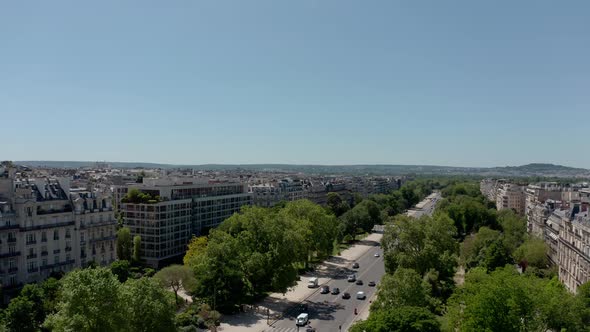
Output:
[
  {"xmin": 0, "ymin": 167, "xmax": 116, "ymax": 299},
  {"xmin": 495, "ymin": 183, "xmax": 526, "ymax": 216}
]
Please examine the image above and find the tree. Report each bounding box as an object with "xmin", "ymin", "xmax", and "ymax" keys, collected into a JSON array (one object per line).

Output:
[
  {"xmin": 154, "ymin": 265, "xmax": 196, "ymax": 305},
  {"xmin": 371, "ymin": 268, "xmax": 435, "ymax": 312},
  {"xmin": 198, "ymin": 303, "xmax": 221, "ymax": 331},
  {"xmin": 183, "ymin": 236, "xmax": 208, "ymax": 265},
  {"xmin": 121, "ymin": 277, "xmax": 176, "ymax": 332},
  {"xmin": 445, "ymin": 267, "xmax": 583, "ymax": 332},
  {"xmin": 110, "ymin": 260, "xmax": 131, "ymax": 282},
  {"xmin": 460, "ymin": 227, "xmax": 501, "ymax": 270},
  {"xmin": 4, "ymin": 296, "xmax": 37, "ymax": 332},
  {"xmin": 513, "ymin": 237, "xmax": 548, "ymax": 270},
  {"xmin": 132, "ymin": 235, "xmax": 141, "ymax": 263},
  {"xmin": 350, "ymin": 306, "xmax": 440, "ymax": 332},
  {"xmin": 44, "ymin": 267, "xmax": 126, "ymax": 332},
  {"xmin": 497, "ymin": 209, "xmax": 526, "ymax": 253},
  {"xmin": 327, "ymin": 192, "xmax": 349, "ymax": 217},
  {"xmin": 116, "ymin": 227, "xmax": 132, "ymax": 261}
]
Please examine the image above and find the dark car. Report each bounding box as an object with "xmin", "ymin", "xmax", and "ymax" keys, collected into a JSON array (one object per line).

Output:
[
  {"xmin": 368, "ymin": 281, "xmax": 376, "ymax": 287},
  {"xmin": 306, "ymin": 328, "xmax": 316, "ymax": 332},
  {"xmin": 352, "ymin": 262, "xmax": 360, "ymax": 269},
  {"xmin": 356, "ymin": 279, "xmax": 363, "ymax": 285},
  {"xmin": 320, "ymin": 286, "xmax": 330, "ymax": 294},
  {"xmin": 331, "ymin": 287, "xmax": 340, "ymax": 295},
  {"xmin": 342, "ymin": 292, "xmax": 351, "ymax": 299}
]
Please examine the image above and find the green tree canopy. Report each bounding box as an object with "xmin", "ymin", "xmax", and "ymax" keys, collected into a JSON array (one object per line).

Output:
[
  {"xmin": 154, "ymin": 264, "xmax": 196, "ymax": 305},
  {"xmin": 350, "ymin": 306, "xmax": 440, "ymax": 332},
  {"xmin": 116, "ymin": 227, "xmax": 132, "ymax": 261},
  {"xmin": 121, "ymin": 277, "xmax": 176, "ymax": 332}
]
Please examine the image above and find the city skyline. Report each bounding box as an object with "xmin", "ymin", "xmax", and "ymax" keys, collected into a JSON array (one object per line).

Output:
[{"xmin": 2, "ymin": 1, "xmax": 589, "ymax": 167}]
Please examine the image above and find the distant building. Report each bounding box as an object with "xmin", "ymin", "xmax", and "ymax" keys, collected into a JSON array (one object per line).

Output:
[
  {"xmin": 495, "ymin": 183, "xmax": 526, "ymax": 216},
  {"xmin": 559, "ymin": 208, "xmax": 590, "ymax": 293},
  {"xmin": 117, "ymin": 178, "xmax": 252, "ymax": 268},
  {"xmin": 250, "ymin": 178, "xmax": 304, "ymax": 207}
]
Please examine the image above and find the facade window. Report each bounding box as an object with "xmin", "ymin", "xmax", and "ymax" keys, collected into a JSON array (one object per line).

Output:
[
  {"xmin": 54, "ymin": 256, "xmax": 59, "ymax": 264},
  {"xmin": 66, "ymin": 253, "xmax": 71, "ymax": 261},
  {"xmin": 81, "ymin": 232, "xmax": 85, "ymax": 242},
  {"xmin": 9, "ymin": 259, "xmax": 16, "ymax": 269},
  {"xmin": 65, "ymin": 229, "xmax": 71, "ymax": 238},
  {"xmin": 53, "ymin": 230, "xmax": 59, "ymax": 240},
  {"xmin": 8, "ymin": 245, "xmax": 16, "ymax": 254},
  {"xmin": 41, "ymin": 231, "xmax": 47, "ymax": 242},
  {"xmin": 42, "ymin": 258, "xmax": 47, "ymax": 267}
]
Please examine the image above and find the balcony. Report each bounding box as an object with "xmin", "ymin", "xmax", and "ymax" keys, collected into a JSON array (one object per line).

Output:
[
  {"xmin": 41, "ymin": 251, "xmax": 48, "ymax": 256},
  {"xmin": 27, "ymin": 267, "xmax": 39, "ymax": 273},
  {"xmin": 0, "ymin": 224, "xmax": 20, "ymax": 231},
  {"xmin": 8, "ymin": 267, "xmax": 18, "ymax": 273},
  {"xmin": 65, "ymin": 247, "xmax": 72, "ymax": 252},
  {"xmin": 0, "ymin": 251, "xmax": 20, "ymax": 258},
  {"xmin": 27, "ymin": 253, "xmax": 38, "ymax": 259},
  {"xmin": 26, "ymin": 240, "xmax": 37, "ymax": 245},
  {"xmin": 7, "ymin": 238, "xmax": 16, "ymax": 243},
  {"xmin": 39, "ymin": 259, "xmax": 76, "ymax": 271},
  {"xmin": 90, "ymin": 235, "xmax": 117, "ymax": 243},
  {"xmin": 53, "ymin": 249, "xmax": 61, "ymax": 254},
  {"xmin": 21, "ymin": 220, "xmax": 75, "ymax": 232}
]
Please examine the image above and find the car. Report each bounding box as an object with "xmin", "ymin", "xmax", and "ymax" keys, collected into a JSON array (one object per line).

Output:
[
  {"xmin": 368, "ymin": 281, "xmax": 376, "ymax": 287},
  {"xmin": 306, "ymin": 328, "xmax": 316, "ymax": 332},
  {"xmin": 342, "ymin": 292, "xmax": 351, "ymax": 299},
  {"xmin": 320, "ymin": 286, "xmax": 330, "ymax": 294},
  {"xmin": 356, "ymin": 291, "xmax": 366, "ymax": 300},
  {"xmin": 374, "ymin": 252, "xmax": 380, "ymax": 257},
  {"xmin": 352, "ymin": 262, "xmax": 359, "ymax": 269},
  {"xmin": 347, "ymin": 274, "xmax": 356, "ymax": 282},
  {"xmin": 356, "ymin": 279, "xmax": 363, "ymax": 285},
  {"xmin": 331, "ymin": 287, "xmax": 340, "ymax": 295},
  {"xmin": 296, "ymin": 313, "xmax": 309, "ymax": 326}
]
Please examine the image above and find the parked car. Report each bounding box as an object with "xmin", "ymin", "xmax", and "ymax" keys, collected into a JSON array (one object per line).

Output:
[
  {"xmin": 356, "ymin": 291, "xmax": 366, "ymax": 300},
  {"xmin": 374, "ymin": 252, "xmax": 380, "ymax": 257},
  {"xmin": 307, "ymin": 277, "xmax": 319, "ymax": 288},
  {"xmin": 320, "ymin": 286, "xmax": 330, "ymax": 294},
  {"xmin": 342, "ymin": 292, "xmax": 351, "ymax": 299},
  {"xmin": 368, "ymin": 281, "xmax": 376, "ymax": 287},
  {"xmin": 347, "ymin": 274, "xmax": 356, "ymax": 282},
  {"xmin": 356, "ymin": 279, "xmax": 363, "ymax": 285},
  {"xmin": 331, "ymin": 287, "xmax": 340, "ymax": 295},
  {"xmin": 352, "ymin": 262, "xmax": 360, "ymax": 269}
]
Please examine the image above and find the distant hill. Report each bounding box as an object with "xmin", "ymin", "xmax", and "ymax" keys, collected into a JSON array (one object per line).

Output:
[{"xmin": 12, "ymin": 161, "xmax": 590, "ymax": 178}]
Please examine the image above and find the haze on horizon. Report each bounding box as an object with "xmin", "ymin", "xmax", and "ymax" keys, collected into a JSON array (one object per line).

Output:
[{"xmin": 1, "ymin": 1, "xmax": 588, "ymax": 168}]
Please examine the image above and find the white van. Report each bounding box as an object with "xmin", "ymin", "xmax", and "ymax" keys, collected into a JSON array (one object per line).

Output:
[
  {"xmin": 307, "ymin": 277, "xmax": 318, "ymax": 288},
  {"xmin": 296, "ymin": 313, "xmax": 309, "ymax": 326}
]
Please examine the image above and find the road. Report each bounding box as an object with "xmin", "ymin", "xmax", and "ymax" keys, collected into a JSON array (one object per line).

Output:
[
  {"xmin": 406, "ymin": 192, "xmax": 441, "ymax": 218},
  {"xmin": 267, "ymin": 235, "xmax": 384, "ymax": 332}
]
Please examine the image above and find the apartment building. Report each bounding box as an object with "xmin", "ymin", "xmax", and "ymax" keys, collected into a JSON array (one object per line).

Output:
[
  {"xmin": 495, "ymin": 183, "xmax": 526, "ymax": 216},
  {"xmin": 118, "ymin": 178, "xmax": 252, "ymax": 268},
  {"xmin": 559, "ymin": 209, "xmax": 590, "ymax": 293},
  {"xmin": 0, "ymin": 167, "xmax": 117, "ymax": 299},
  {"xmin": 250, "ymin": 178, "xmax": 304, "ymax": 207}
]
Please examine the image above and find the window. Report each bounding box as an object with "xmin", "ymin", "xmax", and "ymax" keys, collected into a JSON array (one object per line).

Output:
[
  {"xmin": 65, "ymin": 229, "xmax": 71, "ymax": 238},
  {"xmin": 9, "ymin": 259, "xmax": 16, "ymax": 269},
  {"xmin": 8, "ymin": 246, "xmax": 16, "ymax": 254},
  {"xmin": 41, "ymin": 232, "xmax": 47, "ymax": 242},
  {"xmin": 53, "ymin": 230, "xmax": 59, "ymax": 240},
  {"xmin": 54, "ymin": 256, "xmax": 59, "ymax": 264},
  {"xmin": 81, "ymin": 232, "xmax": 85, "ymax": 242},
  {"xmin": 42, "ymin": 258, "xmax": 47, "ymax": 267},
  {"xmin": 66, "ymin": 253, "xmax": 71, "ymax": 261}
]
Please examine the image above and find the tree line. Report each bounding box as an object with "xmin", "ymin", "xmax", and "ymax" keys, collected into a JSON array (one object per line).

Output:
[{"xmin": 352, "ymin": 181, "xmax": 590, "ymax": 332}]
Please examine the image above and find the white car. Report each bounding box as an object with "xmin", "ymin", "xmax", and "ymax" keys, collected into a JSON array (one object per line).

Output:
[
  {"xmin": 356, "ymin": 291, "xmax": 366, "ymax": 300},
  {"xmin": 296, "ymin": 313, "xmax": 309, "ymax": 326},
  {"xmin": 374, "ymin": 252, "xmax": 380, "ymax": 257}
]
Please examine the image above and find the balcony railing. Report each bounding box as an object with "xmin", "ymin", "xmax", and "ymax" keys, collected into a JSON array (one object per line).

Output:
[
  {"xmin": 27, "ymin": 267, "xmax": 39, "ymax": 273},
  {"xmin": 27, "ymin": 253, "xmax": 38, "ymax": 259},
  {"xmin": 53, "ymin": 249, "xmax": 61, "ymax": 254},
  {"xmin": 21, "ymin": 220, "xmax": 75, "ymax": 231},
  {"xmin": 41, "ymin": 251, "xmax": 48, "ymax": 256},
  {"xmin": 39, "ymin": 259, "xmax": 76, "ymax": 271},
  {"xmin": 8, "ymin": 267, "xmax": 18, "ymax": 273},
  {"xmin": 90, "ymin": 235, "xmax": 117, "ymax": 243},
  {"xmin": 26, "ymin": 240, "xmax": 37, "ymax": 245},
  {"xmin": 7, "ymin": 238, "xmax": 16, "ymax": 243},
  {"xmin": 0, "ymin": 224, "xmax": 20, "ymax": 231},
  {"xmin": 0, "ymin": 251, "xmax": 20, "ymax": 258}
]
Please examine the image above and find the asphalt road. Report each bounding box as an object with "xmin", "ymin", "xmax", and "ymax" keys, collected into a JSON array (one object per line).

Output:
[
  {"xmin": 407, "ymin": 192, "xmax": 441, "ymax": 218},
  {"xmin": 269, "ymin": 236, "xmax": 384, "ymax": 332}
]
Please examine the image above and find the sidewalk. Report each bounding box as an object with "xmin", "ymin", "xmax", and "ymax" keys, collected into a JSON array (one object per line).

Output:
[{"xmin": 218, "ymin": 232, "xmax": 383, "ymax": 332}]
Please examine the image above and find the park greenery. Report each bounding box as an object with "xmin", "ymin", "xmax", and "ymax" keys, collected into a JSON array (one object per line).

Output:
[
  {"xmin": 7, "ymin": 177, "xmax": 588, "ymax": 331},
  {"xmin": 352, "ymin": 180, "xmax": 590, "ymax": 332}
]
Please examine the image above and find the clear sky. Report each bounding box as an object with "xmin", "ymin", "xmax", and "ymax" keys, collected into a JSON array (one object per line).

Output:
[{"xmin": 1, "ymin": 1, "xmax": 589, "ymax": 167}]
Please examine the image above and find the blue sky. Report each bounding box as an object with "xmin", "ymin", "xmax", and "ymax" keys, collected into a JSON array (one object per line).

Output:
[{"xmin": 1, "ymin": 1, "xmax": 589, "ymax": 167}]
